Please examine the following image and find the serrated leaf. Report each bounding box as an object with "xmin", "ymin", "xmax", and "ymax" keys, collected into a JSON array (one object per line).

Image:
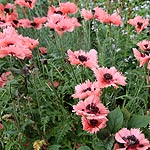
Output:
[
  {"xmin": 128, "ymin": 115, "xmax": 150, "ymax": 128},
  {"xmin": 107, "ymin": 107, "xmax": 123, "ymax": 133},
  {"xmin": 77, "ymin": 146, "xmax": 91, "ymax": 150}
]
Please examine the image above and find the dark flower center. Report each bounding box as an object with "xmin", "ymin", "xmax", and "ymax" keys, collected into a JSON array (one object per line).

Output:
[
  {"xmin": 54, "ymin": 11, "xmax": 63, "ymax": 15},
  {"xmin": 30, "ymin": 22, "xmax": 37, "ymax": 27},
  {"xmin": 4, "ymin": 8, "xmax": 10, "ymax": 13},
  {"xmin": 13, "ymin": 20, "xmax": 19, "ymax": 25},
  {"xmin": 86, "ymin": 103, "xmax": 99, "ymax": 114},
  {"xmin": 145, "ymin": 49, "xmax": 150, "ymax": 55},
  {"xmin": 78, "ymin": 55, "xmax": 87, "ymax": 62},
  {"xmin": 83, "ymin": 87, "xmax": 91, "ymax": 92},
  {"xmin": 92, "ymin": 10, "xmax": 95, "ymax": 15},
  {"xmin": 123, "ymin": 135, "xmax": 139, "ymax": 149},
  {"xmin": 144, "ymin": 44, "xmax": 148, "ymax": 48},
  {"xmin": 0, "ymin": 18, "xmax": 5, "ymax": 23},
  {"xmin": 89, "ymin": 119, "xmax": 98, "ymax": 127},
  {"xmin": 104, "ymin": 73, "xmax": 113, "ymax": 80},
  {"xmin": 25, "ymin": 0, "xmax": 32, "ymax": 4},
  {"xmin": 137, "ymin": 22, "xmax": 143, "ymax": 27}
]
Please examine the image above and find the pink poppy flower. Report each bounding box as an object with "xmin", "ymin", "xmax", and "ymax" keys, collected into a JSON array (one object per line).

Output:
[
  {"xmin": 94, "ymin": 7, "xmax": 108, "ymax": 21},
  {"xmin": 70, "ymin": 17, "xmax": 81, "ymax": 28},
  {"xmin": 81, "ymin": 115, "xmax": 108, "ymax": 134},
  {"xmin": 20, "ymin": 36, "xmax": 39, "ymax": 50},
  {"xmin": 81, "ymin": 9, "xmax": 93, "ymax": 20},
  {"xmin": 133, "ymin": 48, "xmax": 150, "ymax": 67},
  {"xmin": 0, "ymin": 3, "xmax": 18, "ymax": 23},
  {"xmin": 94, "ymin": 7, "xmax": 122, "ymax": 26},
  {"xmin": 0, "ymin": 45, "xmax": 32, "ymax": 59},
  {"xmin": 0, "ymin": 71, "xmax": 13, "ymax": 88},
  {"xmin": 108, "ymin": 13, "xmax": 122, "ymax": 26},
  {"xmin": 18, "ymin": 18, "xmax": 32, "ymax": 28},
  {"xmin": 55, "ymin": 18, "xmax": 75, "ymax": 35},
  {"xmin": 93, "ymin": 67, "xmax": 127, "ymax": 88},
  {"xmin": 67, "ymin": 49, "xmax": 99, "ymax": 69},
  {"xmin": 30, "ymin": 17, "xmax": 47, "ymax": 29},
  {"xmin": 73, "ymin": 95, "xmax": 109, "ymax": 119},
  {"xmin": 39, "ymin": 47, "xmax": 47, "ymax": 55},
  {"xmin": 127, "ymin": 16, "xmax": 149, "ymax": 34},
  {"xmin": 15, "ymin": 0, "xmax": 37, "ymax": 9},
  {"xmin": 72, "ymin": 80, "xmax": 101, "ymax": 99},
  {"xmin": 59, "ymin": 2, "xmax": 78, "ymax": 14},
  {"xmin": 115, "ymin": 128, "xmax": 150, "ymax": 150},
  {"xmin": 47, "ymin": 6, "xmax": 63, "ymax": 16},
  {"xmin": 45, "ymin": 14, "xmax": 64, "ymax": 29},
  {"xmin": 137, "ymin": 40, "xmax": 150, "ymax": 52}
]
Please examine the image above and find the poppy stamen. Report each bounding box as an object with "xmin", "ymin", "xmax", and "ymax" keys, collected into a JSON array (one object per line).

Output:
[
  {"xmin": 78, "ymin": 55, "xmax": 87, "ymax": 62},
  {"xmin": 89, "ymin": 119, "xmax": 98, "ymax": 127},
  {"xmin": 104, "ymin": 73, "xmax": 113, "ymax": 80}
]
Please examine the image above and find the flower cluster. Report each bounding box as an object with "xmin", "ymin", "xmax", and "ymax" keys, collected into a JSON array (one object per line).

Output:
[
  {"xmin": 45, "ymin": 2, "xmax": 81, "ymax": 35},
  {"xmin": 67, "ymin": 49, "xmax": 126, "ymax": 133},
  {"xmin": 133, "ymin": 40, "xmax": 150, "ymax": 69},
  {"xmin": 0, "ymin": 26, "xmax": 38, "ymax": 59},
  {"xmin": 81, "ymin": 6, "xmax": 122, "ymax": 26}
]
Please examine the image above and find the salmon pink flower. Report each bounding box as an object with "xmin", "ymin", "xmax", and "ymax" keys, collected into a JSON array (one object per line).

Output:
[
  {"xmin": 137, "ymin": 40, "xmax": 150, "ymax": 52},
  {"xmin": 59, "ymin": 2, "xmax": 78, "ymax": 14},
  {"xmin": 81, "ymin": 116, "xmax": 108, "ymax": 134},
  {"xmin": 0, "ymin": 71, "xmax": 13, "ymax": 88},
  {"xmin": 0, "ymin": 3, "xmax": 18, "ymax": 23},
  {"xmin": 18, "ymin": 18, "xmax": 31, "ymax": 28},
  {"xmin": 73, "ymin": 95, "xmax": 109, "ymax": 119},
  {"xmin": 133, "ymin": 48, "xmax": 150, "ymax": 67},
  {"xmin": 127, "ymin": 16, "xmax": 149, "ymax": 34},
  {"xmin": 81, "ymin": 9, "xmax": 93, "ymax": 20},
  {"xmin": 47, "ymin": 6, "xmax": 63, "ymax": 16},
  {"xmin": 15, "ymin": 0, "xmax": 37, "ymax": 9},
  {"xmin": 67, "ymin": 49, "xmax": 99, "ymax": 69},
  {"xmin": 0, "ymin": 45, "xmax": 32, "ymax": 59},
  {"xmin": 0, "ymin": 26, "xmax": 38, "ymax": 59},
  {"xmin": 30, "ymin": 17, "xmax": 47, "ymax": 29},
  {"xmin": 93, "ymin": 7, "xmax": 122, "ymax": 26},
  {"xmin": 55, "ymin": 18, "xmax": 75, "ymax": 35},
  {"xmin": 45, "ymin": 14, "xmax": 64, "ymax": 29},
  {"xmin": 39, "ymin": 47, "xmax": 47, "ymax": 55},
  {"xmin": 93, "ymin": 67, "xmax": 127, "ymax": 88},
  {"xmin": 94, "ymin": 7, "xmax": 108, "ymax": 21},
  {"xmin": 115, "ymin": 128, "xmax": 150, "ymax": 150},
  {"xmin": 108, "ymin": 13, "xmax": 122, "ymax": 26},
  {"xmin": 72, "ymin": 80, "xmax": 101, "ymax": 99}
]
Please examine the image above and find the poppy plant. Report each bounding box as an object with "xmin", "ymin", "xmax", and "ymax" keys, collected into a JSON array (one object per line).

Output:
[
  {"xmin": 15, "ymin": 0, "xmax": 37, "ymax": 9},
  {"xmin": 73, "ymin": 95, "xmax": 109, "ymax": 119},
  {"xmin": 81, "ymin": 9, "xmax": 93, "ymax": 20},
  {"xmin": 67, "ymin": 49, "xmax": 99, "ymax": 69},
  {"xmin": 81, "ymin": 115, "xmax": 108, "ymax": 134},
  {"xmin": 127, "ymin": 16, "xmax": 149, "ymax": 34},
  {"xmin": 133, "ymin": 48, "xmax": 150, "ymax": 67},
  {"xmin": 93, "ymin": 67, "xmax": 127, "ymax": 88},
  {"xmin": 72, "ymin": 80, "xmax": 101, "ymax": 99},
  {"xmin": 115, "ymin": 128, "xmax": 150, "ymax": 150}
]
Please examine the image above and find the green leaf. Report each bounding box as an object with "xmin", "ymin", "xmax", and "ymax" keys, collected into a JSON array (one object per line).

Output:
[
  {"xmin": 77, "ymin": 146, "xmax": 91, "ymax": 150},
  {"xmin": 107, "ymin": 107, "xmax": 123, "ymax": 133},
  {"xmin": 128, "ymin": 115, "xmax": 150, "ymax": 128},
  {"xmin": 93, "ymin": 141, "xmax": 105, "ymax": 150},
  {"xmin": 48, "ymin": 144, "xmax": 61, "ymax": 150}
]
